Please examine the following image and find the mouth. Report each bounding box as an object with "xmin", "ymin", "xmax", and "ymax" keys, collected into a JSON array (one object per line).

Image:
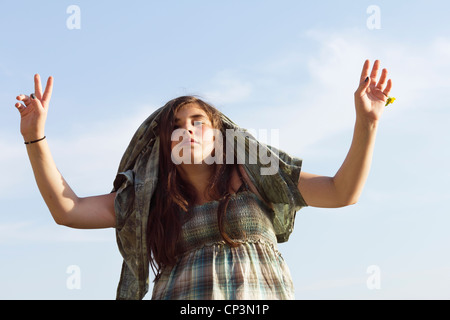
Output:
[
  {"xmin": 186, "ymin": 137, "xmax": 199, "ymax": 144},
  {"xmin": 180, "ymin": 138, "xmax": 200, "ymax": 146}
]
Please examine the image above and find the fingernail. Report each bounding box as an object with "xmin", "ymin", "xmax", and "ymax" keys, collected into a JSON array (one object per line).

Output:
[
  {"xmin": 365, "ymin": 77, "xmax": 369, "ymax": 83},
  {"xmin": 30, "ymin": 93, "xmax": 36, "ymax": 99}
]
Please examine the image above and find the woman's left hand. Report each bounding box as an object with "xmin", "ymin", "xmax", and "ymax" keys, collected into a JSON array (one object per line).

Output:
[{"xmin": 354, "ymin": 59, "xmax": 393, "ymax": 123}]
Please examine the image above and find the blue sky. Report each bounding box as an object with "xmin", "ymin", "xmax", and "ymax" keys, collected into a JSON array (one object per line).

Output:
[{"xmin": 1, "ymin": 0, "xmax": 450, "ymax": 299}]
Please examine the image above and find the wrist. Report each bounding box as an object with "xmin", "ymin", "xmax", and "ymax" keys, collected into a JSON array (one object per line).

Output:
[
  {"xmin": 23, "ymin": 132, "xmax": 46, "ymax": 143},
  {"xmin": 355, "ymin": 115, "xmax": 379, "ymax": 131},
  {"xmin": 24, "ymin": 136, "xmax": 46, "ymax": 145}
]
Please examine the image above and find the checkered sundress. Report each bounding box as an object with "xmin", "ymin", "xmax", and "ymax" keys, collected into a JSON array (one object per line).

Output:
[{"xmin": 151, "ymin": 182, "xmax": 295, "ymax": 300}]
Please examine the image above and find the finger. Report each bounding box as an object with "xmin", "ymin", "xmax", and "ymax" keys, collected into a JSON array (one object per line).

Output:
[
  {"xmin": 34, "ymin": 74, "xmax": 43, "ymax": 100},
  {"xmin": 356, "ymin": 60, "xmax": 371, "ymax": 96},
  {"xmin": 376, "ymin": 68, "xmax": 388, "ymax": 91},
  {"xmin": 42, "ymin": 76, "xmax": 54, "ymax": 106},
  {"xmin": 14, "ymin": 102, "xmax": 26, "ymax": 113},
  {"xmin": 370, "ymin": 60, "xmax": 381, "ymax": 84},
  {"xmin": 16, "ymin": 94, "xmax": 32, "ymax": 106},
  {"xmin": 359, "ymin": 59, "xmax": 370, "ymax": 83},
  {"xmin": 382, "ymin": 79, "xmax": 393, "ymax": 97}
]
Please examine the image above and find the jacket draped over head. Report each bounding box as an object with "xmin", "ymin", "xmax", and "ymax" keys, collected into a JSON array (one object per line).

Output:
[{"xmin": 111, "ymin": 102, "xmax": 308, "ymax": 300}]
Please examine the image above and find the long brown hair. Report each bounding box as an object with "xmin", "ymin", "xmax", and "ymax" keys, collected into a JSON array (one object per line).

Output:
[{"xmin": 147, "ymin": 96, "xmax": 239, "ymax": 278}]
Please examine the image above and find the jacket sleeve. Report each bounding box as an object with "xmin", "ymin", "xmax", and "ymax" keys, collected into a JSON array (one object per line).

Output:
[{"xmin": 241, "ymin": 139, "xmax": 308, "ymax": 243}]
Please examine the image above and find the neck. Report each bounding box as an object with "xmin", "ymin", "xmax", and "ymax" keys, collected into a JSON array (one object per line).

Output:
[{"xmin": 177, "ymin": 163, "xmax": 215, "ymax": 204}]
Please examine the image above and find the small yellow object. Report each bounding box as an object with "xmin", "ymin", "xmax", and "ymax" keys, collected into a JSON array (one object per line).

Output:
[{"xmin": 385, "ymin": 97, "xmax": 396, "ymax": 107}]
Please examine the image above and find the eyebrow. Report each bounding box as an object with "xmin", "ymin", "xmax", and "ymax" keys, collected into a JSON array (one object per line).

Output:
[{"xmin": 174, "ymin": 114, "xmax": 208, "ymax": 123}]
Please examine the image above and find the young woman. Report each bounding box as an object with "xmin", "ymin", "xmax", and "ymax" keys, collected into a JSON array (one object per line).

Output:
[{"xmin": 14, "ymin": 59, "xmax": 393, "ymax": 299}]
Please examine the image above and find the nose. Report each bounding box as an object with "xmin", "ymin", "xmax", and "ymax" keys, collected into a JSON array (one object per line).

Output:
[
  {"xmin": 179, "ymin": 125, "xmax": 193, "ymax": 136},
  {"xmin": 178, "ymin": 121, "xmax": 197, "ymax": 135}
]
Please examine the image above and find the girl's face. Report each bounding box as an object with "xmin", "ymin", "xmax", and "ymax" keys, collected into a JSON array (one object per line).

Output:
[{"xmin": 170, "ymin": 103, "xmax": 216, "ymax": 165}]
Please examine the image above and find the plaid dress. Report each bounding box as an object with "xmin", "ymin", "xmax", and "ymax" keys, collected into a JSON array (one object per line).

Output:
[{"xmin": 151, "ymin": 183, "xmax": 296, "ymax": 300}]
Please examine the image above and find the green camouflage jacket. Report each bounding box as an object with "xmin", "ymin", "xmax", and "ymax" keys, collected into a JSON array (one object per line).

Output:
[{"xmin": 111, "ymin": 103, "xmax": 308, "ymax": 300}]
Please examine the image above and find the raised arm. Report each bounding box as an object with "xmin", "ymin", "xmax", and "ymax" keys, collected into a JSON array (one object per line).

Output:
[
  {"xmin": 15, "ymin": 74, "xmax": 116, "ymax": 229},
  {"xmin": 298, "ymin": 59, "xmax": 393, "ymax": 208}
]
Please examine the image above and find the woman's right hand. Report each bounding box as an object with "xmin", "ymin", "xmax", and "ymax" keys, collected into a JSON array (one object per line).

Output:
[{"xmin": 15, "ymin": 74, "xmax": 53, "ymax": 142}]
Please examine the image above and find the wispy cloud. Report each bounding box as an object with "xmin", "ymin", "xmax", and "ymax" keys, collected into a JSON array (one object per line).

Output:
[
  {"xmin": 1, "ymin": 104, "xmax": 158, "ymax": 202},
  {"xmin": 0, "ymin": 220, "xmax": 114, "ymax": 244},
  {"xmin": 37, "ymin": 105, "xmax": 158, "ymax": 195},
  {"xmin": 201, "ymin": 69, "xmax": 253, "ymax": 105},
  {"xmin": 0, "ymin": 138, "xmax": 35, "ymax": 199},
  {"xmin": 201, "ymin": 29, "xmax": 450, "ymax": 157},
  {"xmin": 298, "ymin": 275, "xmax": 367, "ymax": 292}
]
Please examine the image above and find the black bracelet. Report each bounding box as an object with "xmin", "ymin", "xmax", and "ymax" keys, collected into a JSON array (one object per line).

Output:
[{"xmin": 24, "ymin": 136, "xmax": 46, "ymax": 145}]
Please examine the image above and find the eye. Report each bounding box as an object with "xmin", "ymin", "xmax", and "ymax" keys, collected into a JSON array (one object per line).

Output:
[{"xmin": 194, "ymin": 121, "xmax": 203, "ymax": 126}]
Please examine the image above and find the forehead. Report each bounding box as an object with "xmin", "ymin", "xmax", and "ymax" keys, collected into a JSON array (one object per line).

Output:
[{"xmin": 174, "ymin": 103, "xmax": 209, "ymax": 121}]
